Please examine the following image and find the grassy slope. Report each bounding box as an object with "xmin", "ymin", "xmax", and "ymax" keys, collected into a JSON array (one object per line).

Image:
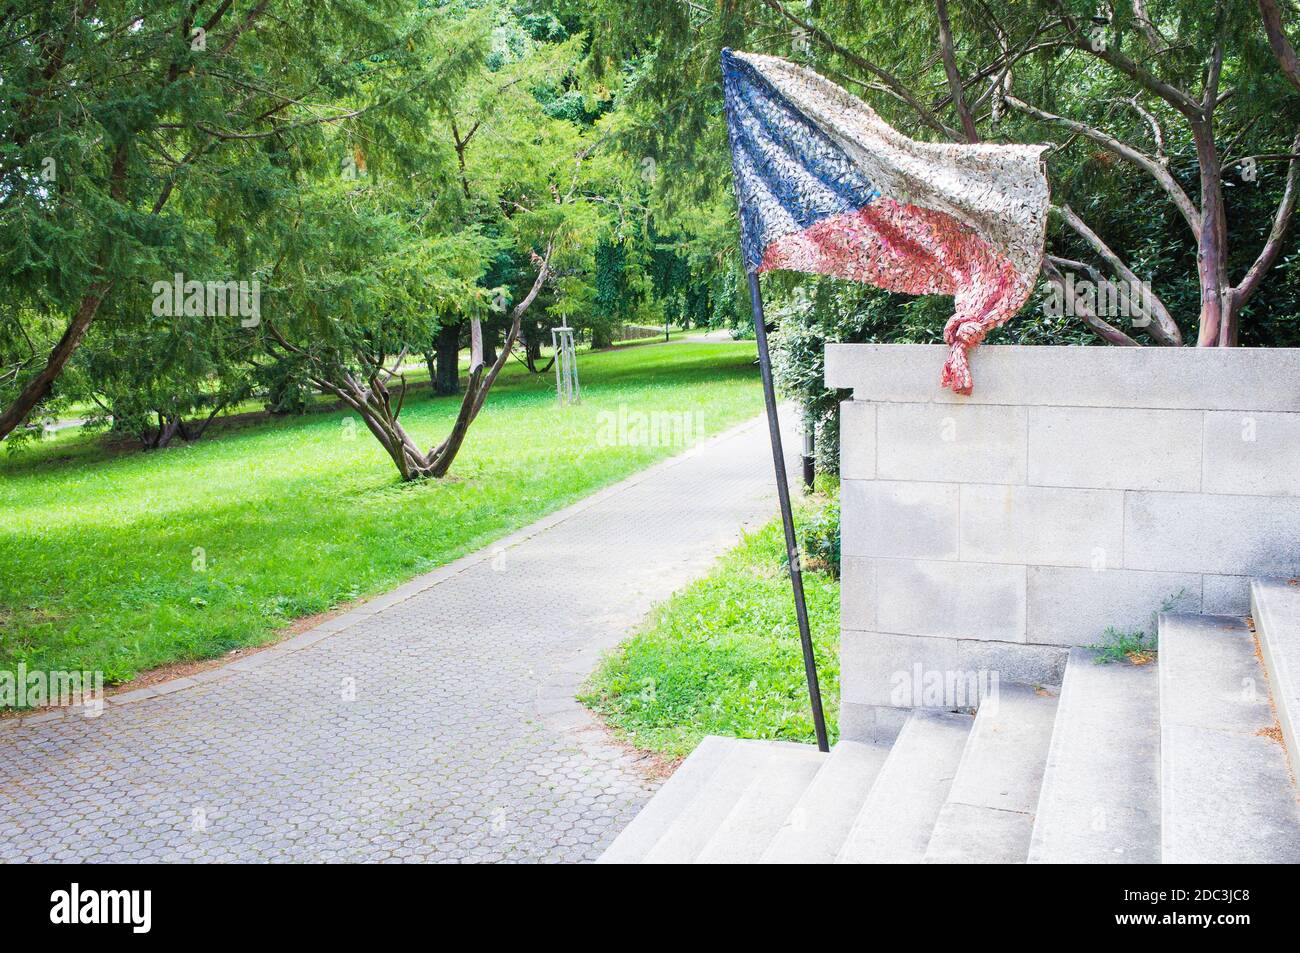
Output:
[
  {"xmin": 0, "ymin": 342, "xmax": 761, "ymax": 683},
  {"xmin": 580, "ymin": 492, "xmax": 840, "ymax": 759}
]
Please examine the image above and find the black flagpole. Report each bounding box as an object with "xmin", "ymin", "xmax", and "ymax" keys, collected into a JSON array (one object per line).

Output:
[{"xmin": 745, "ymin": 269, "xmax": 830, "ymax": 753}]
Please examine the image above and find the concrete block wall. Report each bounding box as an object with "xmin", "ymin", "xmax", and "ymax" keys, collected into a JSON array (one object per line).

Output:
[{"xmin": 826, "ymin": 344, "xmax": 1300, "ymax": 742}]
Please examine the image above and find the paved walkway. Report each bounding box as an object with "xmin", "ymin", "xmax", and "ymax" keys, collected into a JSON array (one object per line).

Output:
[
  {"xmin": 671, "ymin": 329, "xmax": 739, "ymax": 343},
  {"xmin": 0, "ymin": 413, "xmax": 792, "ymax": 863}
]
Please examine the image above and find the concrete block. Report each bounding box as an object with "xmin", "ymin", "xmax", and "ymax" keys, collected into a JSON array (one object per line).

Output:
[
  {"xmin": 597, "ymin": 735, "xmax": 734, "ymax": 863},
  {"xmin": 840, "ymin": 630, "xmax": 959, "ymax": 707},
  {"xmin": 837, "ymin": 701, "xmax": 910, "ymax": 745},
  {"xmin": 106, "ymin": 687, "xmax": 160, "ymax": 705},
  {"xmin": 1124, "ymin": 492, "xmax": 1300, "ymax": 575},
  {"xmin": 696, "ymin": 743, "xmax": 825, "ymax": 864},
  {"xmin": 838, "ymin": 400, "xmax": 876, "ymax": 480},
  {"xmin": 940, "ymin": 682, "xmax": 1058, "ymax": 815},
  {"xmin": 960, "ymin": 484, "xmax": 1124, "ymax": 569},
  {"xmin": 148, "ymin": 677, "xmax": 198, "ymax": 697},
  {"xmin": 1158, "ymin": 613, "xmax": 1275, "ymax": 730},
  {"xmin": 841, "ymin": 629, "xmax": 1062, "ymax": 713},
  {"xmin": 1202, "ymin": 574, "xmax": 1251, "ymax": 615},
  {"xmin": 1027, "ymin": 406, "xmax": 1202, "ymax": 492},
  {"xmin": 922, "ymin": 800, "xmax": 1035, "ymax": 864},
  {"xmin": 840, "ymin": 480, "xmax": 958, "ymax": 559},
  {"xmin": 1028, "ymin": 648, "xmax": 1160, "ymax": 864},
  {"xmin": 876, "ymin": 402, "xmax": 1026, "ymax": 484},
  {"xmin": 923, "ymin": 683, "xmax": 1059, "ymax": 863},
  {"xmin": 838, "ymin": 710, "xmax": 972, "ymax": 864},
  {"xmin": 1251, "ymin": 577, "xmax": 1300, "ymax": 783},
  {"xmin": 955, "ymin": 639, "xmax": 1067, "ymax": 690},
  {"xmin": 1026, "ymin": 566, "xmax": 1200, "ymax": 647},
  {"xmin": 840, "ymin": 557, "xmax": 877, "ymax": 631},
  {"xmin": 641, "ymin": 740, "xmax": 779, "ymax": 864},
  {"xmin": 762, "ymin": 740, "xmax": 890, "ymax": 864},
  {"xmin": 1154, "ymin": 616, "xmax": 1294, "ymax": 852},
  {"xmin": 1157, "ymin": 612, "xmax": 1300, "ymax": 863},
  {"xmin": 825, "ymin": 343, "xmax": 1300, "ymax": 412},
  {"xmin": 1202, "ymin": 410, "xmax": 1300, "ymax": 496},
  {"xmin": 876, "ymin": 558, "xmax": 1026, "ymax": 641},
  {"xmin": 1161, "ymin": 725, "xmax": 1300, "ymax": 863}
]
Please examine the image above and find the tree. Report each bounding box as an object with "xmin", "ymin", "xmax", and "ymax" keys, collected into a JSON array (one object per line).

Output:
[
  {"xmin": 79, "ymin": 299, "xmax": 256, "ymax": 449},
  {"xmin": 0, "ymin": 1, "xmax": 481, "ymax": 441},
  {"xmin": 586, "ymin": 0, "xmax": 1300, "ymax": 349},
  {"xmin": 257, "ymin": 2, "xmax": 624, "ymax": 480}
]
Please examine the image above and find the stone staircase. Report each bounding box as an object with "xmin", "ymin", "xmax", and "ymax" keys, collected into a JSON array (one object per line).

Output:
[{"xmin": 599, "ymin": 577, "xmax": 1300, "ymax": 864}]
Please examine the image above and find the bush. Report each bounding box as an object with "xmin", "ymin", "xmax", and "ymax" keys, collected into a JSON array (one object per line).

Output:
[{"xmin": 799, "ymin": 496, "xmax": 840, "ymax": 580}]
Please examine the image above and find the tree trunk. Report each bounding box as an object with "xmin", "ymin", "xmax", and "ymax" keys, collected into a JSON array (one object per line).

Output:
[
  {"xmin": 0, "ymin": 142, "xmax": 129, "ymax": 440},
  {"xmin": 935, "ymin": 0, "xmax": 979, "ymax": 143},
  {"xmin": 433, "ymin": 323, "xmax": 460, "ymax": 395},
  {"xmin": 153, "ymin": 413, "xmax": 184, "ymax": 449},
  {"xmin": 0, "ymin": 280, "xmax": 111, "ymax": 440},
  {"xmin": 1192, "ymin": 122, "xmax": 1232, "ymax": 346},
  {"xmin": 267, "ymin": 246, "xmax": 553, "ymax": 483},
  {"xmin": 1260, "ymin": 0, "xmax": 1300, "ymax": 94}
]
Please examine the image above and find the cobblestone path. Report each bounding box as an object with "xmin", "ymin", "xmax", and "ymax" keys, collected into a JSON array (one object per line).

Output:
[{"xmin": 0, "ymin": 414, "xmax": 790, "ymax": 862}]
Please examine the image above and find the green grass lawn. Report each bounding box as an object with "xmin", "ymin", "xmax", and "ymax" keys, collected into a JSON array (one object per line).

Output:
[
  {"xmin": 580, "ymin": 489, "xmax": 840, "ymax": 759},
  {"xmin": 0, "ymin": 342, "xmax": 762, "ymax": 689}
]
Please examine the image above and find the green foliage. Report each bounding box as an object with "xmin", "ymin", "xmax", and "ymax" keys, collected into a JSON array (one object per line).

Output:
[
  {"xmin": 2, "ymin": 1, "xmax": 465, "ymax": 427},
  {"xmin": 581, "ymin": 494, "xmax": 840, "ymax": 758},
  {"xmin": 255, "ymin": 357, "xmax": 315, "ymax": 416},
  {"xmin": 1, "ymin": 2, "xmax": 683, "ymax": 452},
  {"xmin": 799, "ymin": 491, "xmax": 841, "ymax": 580},
  {"xmin": 0, "ymin": 342, "xmax": 762, "ymax": 693},
  {"xmin": 579, "ymin": 0, "xmax": 1300, "ymax": 472}
]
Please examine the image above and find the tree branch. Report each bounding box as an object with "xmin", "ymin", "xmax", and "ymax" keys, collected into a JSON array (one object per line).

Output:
[
  {"xmin": 758, "ymin": 0, "xmax": 960, "ymax": 140},
  {"xmin": 1132, "ymin": 0, "xmax": 1171, "ymax": 51},
  {"xmin": 1056, "ymin": 203, "xmax": 1183, "ymax": 345},
  {"xmin": 1126, "ymin": 96, "xmax": 1167, "ymax": 162},
  {"xmin": 1233, "ymin": 129, "xmax": 1300, "ymax": 307},
  {"xmin": 1005, "ymin": 94, "xmax": 1202, "ymax": 239},
  {"xmin": 1259, "ymin": 0, "xmax": 1300, "ymax": 94},
  {"xmin": 1041, "ymin": 258, "xmax": 1142, "ymax": 346},
  {"xmin": 935, "ymin": 0, "xmax": 979, "ymax": 142},
  {"xmin": 1051, "ymin": 4, "xmax": 1203, "ymax": 119}
]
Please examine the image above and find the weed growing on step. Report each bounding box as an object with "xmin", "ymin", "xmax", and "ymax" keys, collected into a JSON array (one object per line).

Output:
[
  {"xmin": 1088, "ymin": 588, "xmax": 1190, "ymax": 664},
  {"xmin": 1090, "ymin": 627, "xmax": 1157, "ymax": 665}
]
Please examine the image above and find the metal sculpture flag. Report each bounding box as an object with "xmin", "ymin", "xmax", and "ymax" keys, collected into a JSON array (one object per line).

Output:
[{"xmin": 722, "ymin": 49, "xmax": 1050, "ymax": 393}]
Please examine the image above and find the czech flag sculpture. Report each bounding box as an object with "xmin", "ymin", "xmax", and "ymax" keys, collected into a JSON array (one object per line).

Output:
[{"xmin": 722, "ymin": 49, "xmax": 1050, "ymax": 393}]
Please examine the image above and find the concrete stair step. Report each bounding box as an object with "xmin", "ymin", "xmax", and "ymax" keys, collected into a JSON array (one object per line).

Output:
[
  {"xmin": 629, "ymin": 736, "xmax": 768, "ymax": 864},
  {"xmin": 1028, "ymin": 648, "xmax": 1160, "ymax": 864},
  {"xmin": 1251, "ymin": 577, "xmax": 1300, "ymax": 780},
  {"xmin": 760, "ymin": 740, "xmax": 891, "ymax": 864},
  {"xmin": 837, "ymin": 709, "xmax": 972, "ymax": 864},
  {"xmin": 1158, "ymin": 612, "xmax": 1300, "ymax": 863},
  {"xmin": 923, "ymin": 682, "xmax": 1059, "ymax": 864},
  {"xmin": 630, "ymin": 738, "xmax": 821, "ymax": 864},
  {"xmin": 596, "ymin": 735, "xmax": 734, "ymax": 864},
  {"xmin": 694, "ymin": 742, "xmax": 826, "ymax": 864}
]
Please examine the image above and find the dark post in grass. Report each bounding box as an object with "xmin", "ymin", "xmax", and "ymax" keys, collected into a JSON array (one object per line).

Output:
[
  {"xmin": 801, "ymin": 409, "xmax": 816, "ymax": 491},
  {"xmin": 746, "ymin": 271, "xmax": 830, "ymax": 753}
]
